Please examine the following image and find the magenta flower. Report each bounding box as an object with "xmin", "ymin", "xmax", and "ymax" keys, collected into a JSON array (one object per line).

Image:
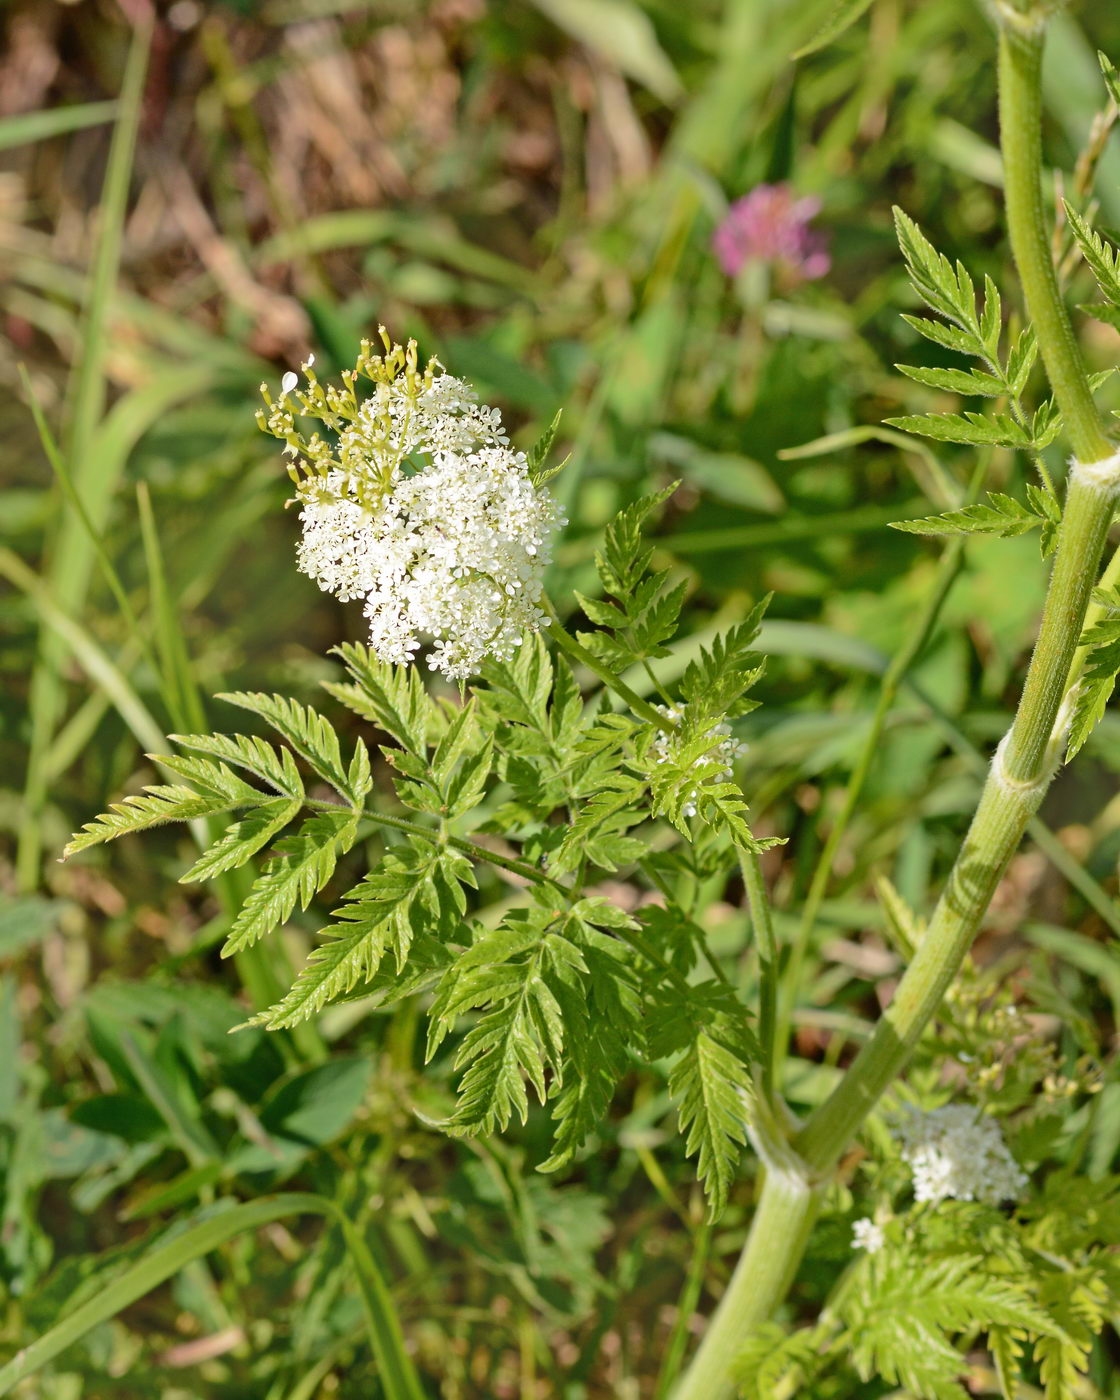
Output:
[{"xmin": 712, "ymin": 183, "xmax": 830, "ymax": 284}]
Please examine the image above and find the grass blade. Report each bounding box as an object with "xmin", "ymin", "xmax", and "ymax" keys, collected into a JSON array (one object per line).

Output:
[
  {"xmin": 19, "ymin": 22, "xmax": 152, "ymax": 890},
  {"xmin": 0, "ymin": 1194, "xmax": 427, "ymax": 1400},
  {"xmin": 0, "ymin": 100, "xmax": 117, "ymax": 152}
]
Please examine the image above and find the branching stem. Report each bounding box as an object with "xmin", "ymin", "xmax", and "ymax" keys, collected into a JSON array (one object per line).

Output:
[{"xmin": 674, "ymin": 12, "xmax": 1118, "ymax": 1396}]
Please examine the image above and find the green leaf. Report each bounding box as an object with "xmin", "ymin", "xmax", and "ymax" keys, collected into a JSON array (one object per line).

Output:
[
  {"xmin": 218, "ymin": 691, "xmax": 370, "ymax": 807},
  {"xmin": 1025, "ymin": 482, "xmax": 1062, "ymax": 557},
  {"xmin": 896, "ymin": 363, "xmax": 1006, "ymax": 397},
  {"xmin": 179, "ymin": 798, "xmax": 303, "ymax": 883},
  {"xmin": 1005, "ymin": 326, "xmax": 1038, "ymax": 396},
  {"xmin": 527, "ymin": 408, "xmax": 567, "ymax": 486},
  {"xmin": 893, "ymin": 208, "xmax": 981, "ymax": 339},
  {"xmin": 842, "ymin": 1251, "xmax": 1064, "ymax": 1400},
  {"xmin": 1064, "ymin": 201, "xmax": 1120, "ymax": 306},
  {"xmin": 443, "ymin": 738, "xmax": 494, "ymax": 819},
  {"xmin": 251, "ymin": 846, "xmax": 470, "ymax": 1029},
  {"xmin": 1079, "ymin": 299, "xmax": 1120, "ymax": 332},
  {"xmin": 901, "ymin": 314, "xmax": 984, "ymax": 359},
  {"xmin": 0, "ymin": 100, "xmax": 118, "ymax": 153},
  {"xmin": 793, "ymin": 0, "xmax": 874, "ymax": 59},
  {"xmin": 433, "ymin": 912, "xmax": 583, "ymax": 1135},
  {"xmin": 990, "ymin": 1326, "xmax": 1024, "ymax": 1400},
  {"xmin": 884, "ymin": 413, "xmax": 1027, "ymax": 448},
  {"xmin": 889, "ymin": 492, "xmax": 1042, "ymax": 539},
  {"xmin": 327, "ymin": 643, "xmax": 433, "ymax": 758},
  {"xmin": 222, "ymin": 807, "xmax": 359, "ymax": 957},
  {"xmin": 1066, "ymin": 589, "xmax": 1120, "ymax": 759},
  {"xmin": 679, "ymin": 597, "xmax": 769, "ymax": 715},
  {"xmin": 64, "ymin": 761, "xmax": 262, "ymax": 856},
  {"xmin": 551, "ymin": 777, "xmax": 646, "ymax": 876},
  {"xmin": 648, "ymin": 982, "xmax": 757, "ymax": 1218},
  {"xmin": 169, "ymin": 731, "xmax": 303, "ymax": 800},
  {"xmin": 875, "ymin": 874, "xmax": 924, "ymax": 959},
  {"xmin": 258, "ymin": 1057, "xmax": 372, "ymax": 1146},
  {"xmin": 1101, "ymin": 50, "xmax": 1120, "ymax": 109},
  {"xmin": 539, "ymin": 940, "xmax": 639, "ymax": 1171},
  {"xmin": 527, "ymin": 0, "xmax": 682, "ymax": 105},
  {"xmin": 596, "ymin": 483, "xmax": 677, "ymax": 599}
]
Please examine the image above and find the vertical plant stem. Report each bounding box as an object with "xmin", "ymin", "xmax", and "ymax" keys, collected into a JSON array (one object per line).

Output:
[
  {"xmin": 672, "ymin": 1170, "xmax": 822, "ymax": 1400},
  {"xmin": 654, "ymin": 1219, "xmax": 714, "ymax": 1400},
  {"xmin": 674, "ymin": 12, "xmax": 1118, "ymax": 1396}
]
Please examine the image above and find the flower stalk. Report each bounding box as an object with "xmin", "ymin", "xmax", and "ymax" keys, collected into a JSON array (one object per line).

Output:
[{"xmin": 674, "ymin": 9, "xmax": 1118, "ymax": 1396}]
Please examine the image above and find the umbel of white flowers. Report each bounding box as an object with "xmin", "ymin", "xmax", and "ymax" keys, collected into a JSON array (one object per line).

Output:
[
  {"xmin": 258, "ymin": 332, "xmax": 565, "ymax": 681},
  {"xmin": 893, "ymin": 1104, "xmax": 1028, "ymax": 1206}
]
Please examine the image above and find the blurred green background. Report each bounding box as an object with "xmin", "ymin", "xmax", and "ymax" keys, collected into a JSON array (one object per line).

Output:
[{"xmin": 2, "ymin": 0, "xmax": 1120, "ymax": 1395}]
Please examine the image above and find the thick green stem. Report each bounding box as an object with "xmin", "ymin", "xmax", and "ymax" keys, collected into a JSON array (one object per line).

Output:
[
  {"xmin": 672, "ymin": 1167, "xmax": 823, "ymax": 1400},
  {"xmin": 675, "ymin": 12, "xmax": 1118, "ymax": 1395},
  {"xmin": 997, "ymin": 17, "xmax": 1116, "ymax": 780}
]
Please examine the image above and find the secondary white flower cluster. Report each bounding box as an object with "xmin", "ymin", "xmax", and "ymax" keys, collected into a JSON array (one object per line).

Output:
[
  {"xmin": 851, "ymin": 1217, "xmax": 886, "ymax": 1254},
  {"xmin": 893, "ymin": 1104, "xmax": 1028, "ymax": 1206},
  {"xmin": 652, "ymin": 706, "xmax": 748, "ymax": 818},
  {"xmin": 259, "ymin": 334, "xmax": 565, "ymax": 681}
]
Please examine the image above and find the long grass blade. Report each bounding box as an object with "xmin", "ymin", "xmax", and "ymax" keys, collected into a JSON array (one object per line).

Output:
[
  {"xmin": 18, "ymin": 23, "xmax": 152, "ymax": 890},
  {"xmin": 0, "ymin": 100, "xmax": 118, "ymax": 152},
  {"xmin": 0, "ymin": 1194, "xmax": 427, "ymax": 1400}
]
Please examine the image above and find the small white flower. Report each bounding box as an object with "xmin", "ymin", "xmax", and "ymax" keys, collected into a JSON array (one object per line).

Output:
[
  {"xmin": 893, "ymin": 1104, "xmax": 1027, "ymax": 1206},
  {"xmin": 281, "ymin": 370, "xmax": 299, "ymax": 396},
  {"xmin": 852, "ymin": 1217, "xmax": 885, "ymax": 1254},
  {"xmin": 266, "ymin": 339, "xmax": 566, "ymax": 680}
]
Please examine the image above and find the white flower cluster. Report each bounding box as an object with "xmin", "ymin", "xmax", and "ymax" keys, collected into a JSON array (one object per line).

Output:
[
  {"xmin": 893, "ymin": 1104, "xmax": 1028, "ymax": 1206},
  {"xmin": 851, "ymin": 1217, "xmax": 885, "ymax": 1254},
  {"xmin": 652, "ymin": 706, "xmax": 748, "ymax": 817},
  {"xmin": 264, "ymin": 338, "xmax": 564, "ymax": 682}
]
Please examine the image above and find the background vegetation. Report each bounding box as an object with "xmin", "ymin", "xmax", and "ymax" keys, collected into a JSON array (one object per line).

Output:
[{"xmin": 2, "ymin": 0, "xmax": 1119, "ymax": 1395}]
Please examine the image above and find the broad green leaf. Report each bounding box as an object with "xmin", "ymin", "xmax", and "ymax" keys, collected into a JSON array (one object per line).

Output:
[{"xmin": 527, "ymin": 0, "xmax": 682, "ymax": 104}]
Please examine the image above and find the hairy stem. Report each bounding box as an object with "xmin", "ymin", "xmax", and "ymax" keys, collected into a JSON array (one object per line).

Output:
[
  {"xmin": 672, "ymin": 1169, "xmax": 823, "ymax": 1400},
  {"xmin": 674, "ymin": 13, "xmax": 1117, "ymax": 1396}
]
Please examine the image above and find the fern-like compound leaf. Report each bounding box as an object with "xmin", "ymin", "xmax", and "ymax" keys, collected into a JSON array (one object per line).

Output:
[
  {"xmin": 648, "ymin": 981, "xmax": 757, "ymax": 1218},
  {"xmin": 218, "ymin": 691, "xmax": 370, "ymax": 807},
  {"xmin": 179, "ymin": 797, "xmax": 303, "ymax": 884},
  {"xmin": 64, "ymin": 761, "xmax": 262, "ymax": 856},
  {"xmin": 222, "ymin": 806, "xmax": 359, "ymax": 957},
  {"xmin": 168, "ymin": 731, "xmax": 303, "ymax": 799}
]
